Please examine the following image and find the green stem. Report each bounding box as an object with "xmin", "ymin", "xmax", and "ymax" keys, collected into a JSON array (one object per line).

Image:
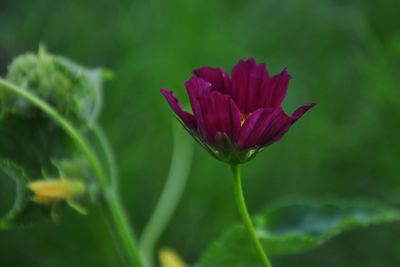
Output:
[
  {"xmin": 230, "ymin": 164, "xmax": 272, "ymax": 267},
  {"xmin": 91, "ymin": 124, "xmax": 118, "ymax": 189},
  {"xmin": 0, "ymin": 78, "xmax": 144, "ymax": 267},
  {"xmin": 101, "ymin": 192, "xmax": 144, "ymax": 267},
  {"xmin": 139, "ymin": 121, "xmax": 194, "ymax": 266},
  {"xmin": 92, "ymin": 125, "xmax": 144, "ymax": 267}
]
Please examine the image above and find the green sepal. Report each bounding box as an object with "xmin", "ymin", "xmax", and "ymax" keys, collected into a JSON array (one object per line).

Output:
[{"xmin": 67, "ymin": 199, "xmax": 88, "ymax": 215}]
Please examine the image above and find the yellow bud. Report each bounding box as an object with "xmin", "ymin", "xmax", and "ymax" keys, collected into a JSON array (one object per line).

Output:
[
  {"xmin": 159, "ymin": 248, "xmax": 187, "ymax": 267},
  {"xmin": 28, "ymin": 179, "xmax": 85, "ymax": 204}
]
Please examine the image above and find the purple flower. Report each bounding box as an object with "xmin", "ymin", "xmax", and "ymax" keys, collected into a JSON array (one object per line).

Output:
[{"xmin": 161, "ymin": 58, "xmax": 315, "ymax": 163}]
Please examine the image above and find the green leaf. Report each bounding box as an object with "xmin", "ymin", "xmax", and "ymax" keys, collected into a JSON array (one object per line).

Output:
[
  {"xmin": 0, "ymin": 115, "xmax": 93, "ymax": 229},
  {"xmin": 0, "ymin": 114, "xmax": 71, "ymax": 176},
  {"xmin": 196, "ymin": 198, "xmax": 400, "ymax": 267},
  {"xmin": 0, "ymin": 160, "xmax": 29, "ymax": 229},
  {"xmin": 0, "ymin": 159, "xmax": 55, "ymax": 229}
]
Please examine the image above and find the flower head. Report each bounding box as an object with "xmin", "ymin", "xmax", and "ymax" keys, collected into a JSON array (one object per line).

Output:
[{"xmin": 161, "ymin": 58, "xmax": 315, "ymax": 163}]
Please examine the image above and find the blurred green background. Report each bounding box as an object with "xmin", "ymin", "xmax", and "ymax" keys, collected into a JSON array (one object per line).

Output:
[{"xmin": 1, "ymin": 0, "xmax": 400, "ymax": 266}]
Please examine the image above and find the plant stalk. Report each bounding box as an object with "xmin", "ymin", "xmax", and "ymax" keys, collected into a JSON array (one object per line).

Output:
[
  {"xmin": 101, "ymin": 191, "xmax": 144, "ymax": 267},
  {"xmin": 230, "ymin": 164, "xmax": 272, "ymax": 267},
  {"xmin": 140, "ymin": 121, "xmax": 194, "ymax": 266}
]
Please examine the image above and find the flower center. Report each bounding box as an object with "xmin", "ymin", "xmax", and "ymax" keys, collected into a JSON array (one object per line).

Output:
[{"xmin": 241, "ymin": 113, "xmax": 250, "ymax": 126}]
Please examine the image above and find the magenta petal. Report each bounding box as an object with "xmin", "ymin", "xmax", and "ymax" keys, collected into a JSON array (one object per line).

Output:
[
  {"xmin": 184, "ymin": 77, "xmax": 212, "ymax": 139},
  {"xmin": 231, "ymin": 58, "xmax": 254, "ymax": 113},
  {"xmin": 262, "ymin": 102, "xmax": 316, "ymax": 146},
  {"xmin": 263, "ymin": 69, "xmax": 291, "ymax": 108},
  {"xmin": 185, "ymin": 77, "xmax": 212, "ymax": 108},
  {"xmin": 193, "ymin": 67, "xmax": 231, "ymax": 94},
  {"xmin": 191, "ymin": 97, "xmax": 209, "ymax": 142},
  {"xmin": 237, "ymin": 107, "xmax": 283, "ymax": 149},
  {"xmin": 231, "ymin": 58, "xmax": 271, "ymax": 114},
  {"xmin": 291, "ymin": 102, "xmax": 316, "ymax": 121},
  {"xmin": 196, "ymin": 91, "xmax": 241, "ymax": 146},
  {"xmin": 161, "ymin": 89, "xmax": 197, "ymax": 131}
]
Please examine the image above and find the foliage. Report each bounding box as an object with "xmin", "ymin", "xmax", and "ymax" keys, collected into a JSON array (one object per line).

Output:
[{"xmin": 197, "ymin": 199, "xmax": 400, "ymax": 267}]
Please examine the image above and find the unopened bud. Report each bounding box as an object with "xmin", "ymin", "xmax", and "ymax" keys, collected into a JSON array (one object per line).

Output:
[
  {"xmin": 28, "ymin": 179, "xmax": 85, "ymax": 204},
  {"xmin": 159, "ymin": 248, "xmax": 187, "ymax": 267}
]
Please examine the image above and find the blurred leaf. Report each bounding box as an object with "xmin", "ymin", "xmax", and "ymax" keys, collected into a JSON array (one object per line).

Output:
[
  {"xmin": 0, "ymin": 160, "xmax": 29, "ymax": 229},
  {"xmin": 196, "ymin": 198, "xmax": 400, "ymax": 267},
  {"xmin": 0, "ymin": 48, "xmax": 107, "ymax": 229},
  {"xmin": 0, "ymin": 114, "xmax": 71, "ymax": 176},
  {"xmin": 0, "ymin": 159, "xmax": 60, "ymax": 229},
  {"xmin": 0, "ymin": 114, "xmax": 93, "ymax": 229}
]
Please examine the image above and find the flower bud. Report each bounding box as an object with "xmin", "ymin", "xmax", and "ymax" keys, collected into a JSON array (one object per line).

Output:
[
  {"xmin": 159, "ymin": 248, "xmax": 187, "ymax": 267},
  {"xmin": 28, "ymin": 179, "xmax": 85, "ymax": 204}
]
